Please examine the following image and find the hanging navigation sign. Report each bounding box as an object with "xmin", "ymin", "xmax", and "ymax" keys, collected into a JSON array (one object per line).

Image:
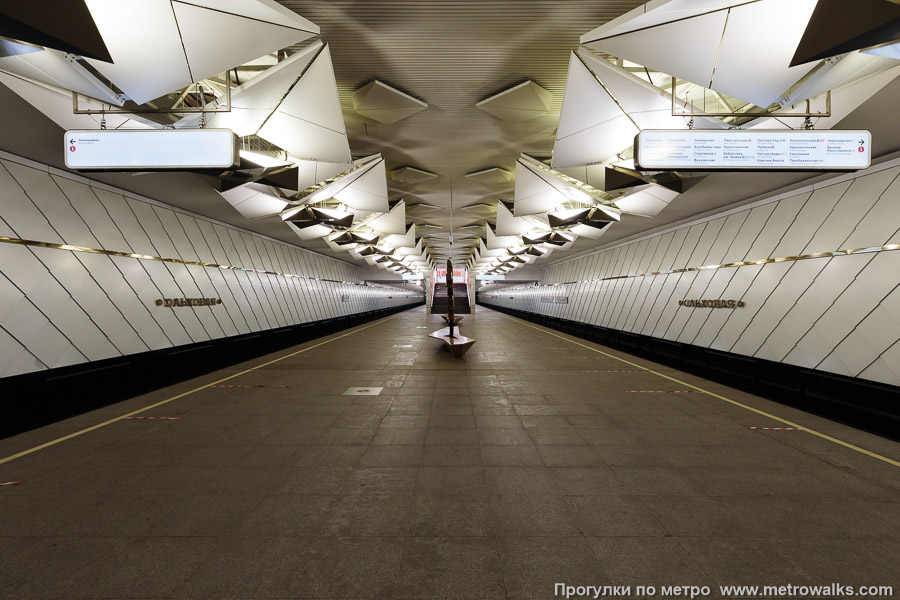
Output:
[
  {"xmin": 64, "ymin": 129, "xmax": 239, "ymax": 171},
  {"xmin": 634, "ymin": 130, "xmax": 871, "ymax": 172}
]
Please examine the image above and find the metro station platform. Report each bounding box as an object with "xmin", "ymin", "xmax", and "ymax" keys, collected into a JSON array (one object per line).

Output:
[{"xmin": 1, "ymin": 305, "xmax": 898, "ymax": 599}]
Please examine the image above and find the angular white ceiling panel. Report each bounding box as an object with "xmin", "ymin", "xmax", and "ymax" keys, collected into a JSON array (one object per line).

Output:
[
  {"xmin": 182, "ymin": 0, "xmax": 319, "ymax": 32},
  {"xmin": 514, "ymin": 160, "xmax": 565, "ymax": 217},
  {"xmin": 395, "ymin": 238, "xmax": 424, "ymax": 257},
  {"xmin": 554, "ymin": 49, "xmax": 726, "ymax": 169},
  {"xmin": 578, "ymin": 48, "xmax": 725, "ymax": 132},
  {"xmin": 584, "ymin": 10, "xmax": 726, "ymax": 95},
  {"xmin": 556, "ymin": 52, "xmax": 622, "ymax": 140},
  {"xmin": 753, "ymin": 64, "xmax": 900, "ymax": 131},
  {"xmin": 255, "ymin": 44, "xmax": 351, "ymax": 163},
  {"xmin": 287, "ymin": 221, "xmax": 332, "ymax": 240},
  {"xmin": 384, "ymin": 224, "xmax": 417, "ymax": 249},
  {"xmin": 220, "ymin": 183, "xmax": 288, "ymax": 219},
  {"xmin": 83, "ymin": 0, "xmax": 190, "ymax": 105},
  {"xmin": 259, "ymin": 112, "xmax": 351, "ymax": 163},
  {"xmin": 83, "ymin": 0, "xmax": 318, "ymax": 105},
  {"xmin": 0, "ymin": 72, "xmax": 153, "ymax": 130},
  {"xmin": 785, "ymin": 51, "xmax": 899, "ymax": 107},
  {"xmin": 301, "ymin": 155, "xmax": 385, "ymax": 207},
  {"xmin": 332, "ymin": 160, "xmax": 389, "ymax": 213},
  {"xmin": 711, "ymin": 0, "xmax": 819, "ymax": 107},
  {"xmin": 485, "ymin": 225, "xmax": 520, "ymax": 250},
  {"xmin": 479, "ymin": 239, "xmax": 508, "ymax": 258},
  {"xmin": 582, "ymin": 0, "xmax": 820, "ymax": 108},
  {"xmin": 465, "ymin": 167, "xmax": 512, "ymax": 184},
  {"xmin": 553, "ymin": 53, "xmax": 639, "ymax": 168},
  {"xmin": 515, "ymin": 156, "xmax": 600, "ymax": 217},
  {"xmin": 352, "ymin": 80, "xmax": 427, "ymax": 124},
  {"xmin": 369, "ymin": 201, "xmax": 407, "ymax": 235},
  {"xmin": 614, "ymin": 184, "xmax": 679, "ymax": 217},
  {"xmin": 569, "ymin": 223, "xmax": 609, "ymax": 239},
  {"xmin": 391, "ymin": 166, "xmax": 438, "ymax": 183},
  {"xmin": 201, "ymin": 41, "xmax": 323, "ymax": 135},
  {"xmin": 173, "ymin": 2, "xmax": 310, "ymax": 90},
  {"xmin": 578, "ymin": 50, "xmax": 669, "ymax": 118},
  {"xmin": 296, "ymin": 159, "xmax": 353, "ymax": 190},
  {"xmin": 0, "ymin": 49, "xmax": 122, "ymax": 105},
  {"xmin": 496, "ymin": 202, "xmax": 533, "ymax": 236},
  {"xmin": 476, "ymin": 80, "xmax": 553, "ymax": 122},
  {"xmin": 554, "ymin": 164, "xmax": 608, "ymax": 189},
  {"xmin": 274, "ymin": 45, "xmax": 346, "ymax": 135},
  {"xmin": 582, "ymin": 0, "xmax": 747, "ymax": 41}
]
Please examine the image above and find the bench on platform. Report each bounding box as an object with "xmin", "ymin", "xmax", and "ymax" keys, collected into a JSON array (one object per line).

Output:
[
  {"xmin": 440, "ymin": 315, "xmax": 464, "ymax": 325},
  {"xmin": 428, "ymin": 326, "xmax": 476, "ymax": 357}
]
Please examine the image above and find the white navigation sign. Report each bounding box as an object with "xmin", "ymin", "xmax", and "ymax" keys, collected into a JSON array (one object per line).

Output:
[
  {"xmin": 634, "ymin": 130, "xmax": 871, "ymax": 171},
  {"xmin": 64, "ymin": 129, "xmax": 239, "ymax": 170}
]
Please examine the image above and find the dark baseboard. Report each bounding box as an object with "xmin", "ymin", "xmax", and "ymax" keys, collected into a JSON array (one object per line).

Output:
[
  {"xmin": 478, "ymin": 301, "xmax": 900, "ymax": 441},
  {"xmin": 1, "ymin": 302, "xmax": 423, "ymax": 439}
]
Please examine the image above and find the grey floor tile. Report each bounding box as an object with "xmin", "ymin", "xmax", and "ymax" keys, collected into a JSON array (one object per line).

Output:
[
  {"xmin": 342, "ymin": 467, "xmax": 418, "ymax": 497},
  {"xmin": 566, "ymin": 495, "xmax": 670, "ymax": 537},
  {"xmin": 235, "ymin": 494, "xmax": 336, "ymax": 536},
  {"xmin": 499, "ymin": 536, "xmax": 608, "ymax": 599},
  {"xmin": 359, "ymin": 445, "xmax": 424, "ymax": 467},
  {"xmin": 372, "ymin": 427, "xmax": 428, "ymax": 445},
  {"xmin": 411, "ymin": 496, "xmax": 494, "ymax": 537},
  {"xmin": 420, "ymin": 444, "xmax": 482, "ymax": 466},
  {"xmin": 587, "ymin": 537, "xmax": 714, "ymax": 588},
  {"xmin": 488, "ymin": 494, "xmax": 581, "ymax": 536},
  {"xmin": 480, "ymin": 445, "xmax": 545, "ymax": 466},
  {"xmin": 4, "ymin": 306, "xmax": 899, "ymax": 600},
  {"xmin": 416, "ymin": 466, "xmax": 487, "ymax": 499},
  {"xmin": 393, "ymin": 537, "xmax": 505, "ymax": 599},
  {"xmin": 288, "ymin": 536, "xmax": 405, "ymax": 598},
  {"xmin": 425, "ymin": 427, "xmax": 480, "ymax": 445}
]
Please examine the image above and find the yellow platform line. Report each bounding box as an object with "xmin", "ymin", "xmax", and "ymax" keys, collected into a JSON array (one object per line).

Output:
[
  {"xmin": 510, "ymin": 317, "xmax": 900, "ymax": 469},
  {"xmin": 0, "ymin": 315, "xmax": 398, "ymax": 466}
]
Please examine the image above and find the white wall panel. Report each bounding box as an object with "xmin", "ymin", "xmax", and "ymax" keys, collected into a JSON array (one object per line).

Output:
[
  {"xmin": 783, "ymin": 254, "xmax": 878, "ymax": 369},
  {"xmin": 0, "ymin": 153, "xmax": 422, "ymax": 380},
  {"xmin": 0, "ymin": 324, "xmax": 42, "ymax": 378},
  {"xmin": 482, "ymin": 156, "xmax": 900, "ymax": 387},
  {"xmin": 843, "ymin": 169, "xmax": 900, "ymax": 248},
  {"xmin": 0, "ymin": 161, "xmax": 64, "ymax": 243}
]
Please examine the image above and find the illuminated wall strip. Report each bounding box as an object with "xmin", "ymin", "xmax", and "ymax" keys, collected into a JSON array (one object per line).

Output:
[
  {"xmin": 482, "ymin": 243, "xmax": 900, "ymax": 293},
  {"xmin": 0, "ymin": 235, "xmax": 417, "ymax": 292}
]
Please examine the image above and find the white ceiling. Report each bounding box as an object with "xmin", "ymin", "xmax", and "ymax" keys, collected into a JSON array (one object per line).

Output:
[{"xmin": 1, "ymin": 0, "xmax": 899, "ymax": 274}]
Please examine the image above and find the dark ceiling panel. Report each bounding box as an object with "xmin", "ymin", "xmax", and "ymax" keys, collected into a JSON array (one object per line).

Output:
[{"xmin": 0, "ymin": 0, "xmax": 112, "ymax": 62}]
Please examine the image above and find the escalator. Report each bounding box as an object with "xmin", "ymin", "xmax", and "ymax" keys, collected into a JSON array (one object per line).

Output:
[{"xmin": 431, "ymin": 282, "xmax": 470, "ymax": 314}]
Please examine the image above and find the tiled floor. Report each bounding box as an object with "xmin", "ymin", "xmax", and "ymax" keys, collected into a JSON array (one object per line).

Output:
[{"xmin": 0, "ymin": 305, "xmax": 898, "ymax": 599}]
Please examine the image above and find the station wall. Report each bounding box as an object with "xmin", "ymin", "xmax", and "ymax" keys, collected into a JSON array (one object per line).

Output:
[
  {"xmin": 0, "ymin": 151, "xmax": 423, "ymax": 380},
  {"xmin": 480, "ymin": 157, "xmax": 900, "ymax": 388}
]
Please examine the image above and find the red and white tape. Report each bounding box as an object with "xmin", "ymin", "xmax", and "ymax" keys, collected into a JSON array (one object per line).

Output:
[
  {"xmin": 0, "ymin": 482, "xmax": 22, "ymax": 486},
  {"xmin": 747, "ymin": 426, "xmax": 801, "ymax": 431},
  {"xmin": 124, "ymin": 416, "xmax": 180, "ymax": 420}
]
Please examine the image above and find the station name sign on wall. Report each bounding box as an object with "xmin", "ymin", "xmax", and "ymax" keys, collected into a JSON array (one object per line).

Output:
[
  {"xmin": 635, "ymin": 130, "xmax": 871, "ymax": 171},
  {"xmin": 679, "ymin": 299, "xmax": 744, "ymax": 309},
  {"xmin": 156, "ymin": 297, "xmax": 222, "ymax": 308},
  {"xmin": 65, "ymin": 129, "xmax": 239, "ymax": 171}
]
